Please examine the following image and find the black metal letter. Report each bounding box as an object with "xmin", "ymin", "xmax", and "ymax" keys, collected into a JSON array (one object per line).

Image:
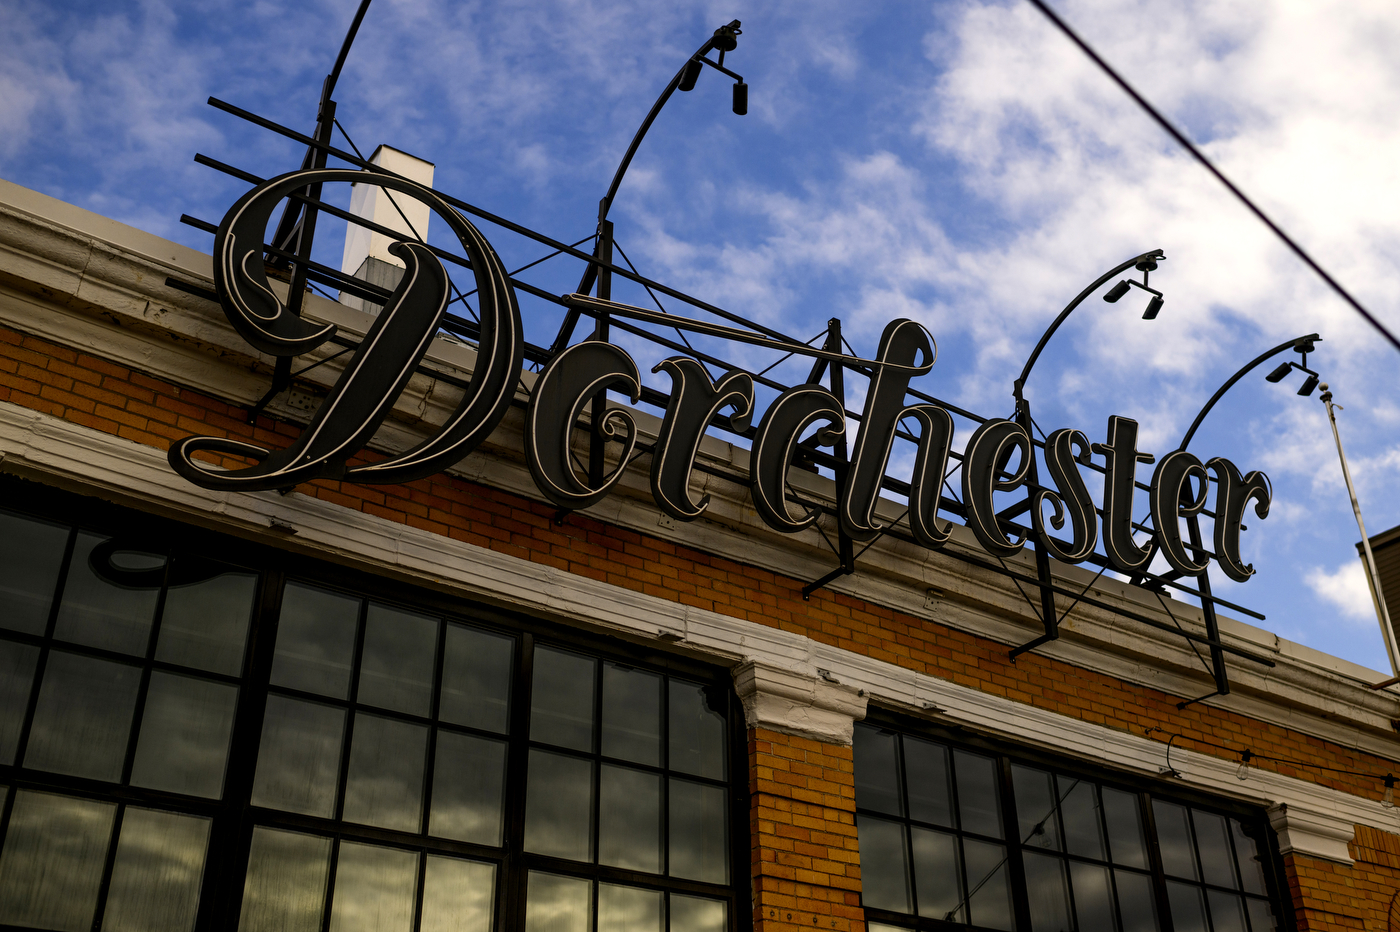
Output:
[
  {"xmin": 1207, "ymin": 457, "xmax": 1271, "ymax": 582},
  {"xmin": 524, "ymin": 341, "xmax": 641, "ymax": 511},
  {"xmin": 750, "ymin": 385, "xmax": 845, "ymax": 533},
  {"xmin": 961, "ymin": 419, "xmax": 1031, "ymax": 558},
  {"xmin": 1033, "ymin": 428, "xmax": 1098, "ymax": 563},
  {"xmin": 650, "ymin": 358, "xmax": 753, "ymax": 521},
  {"xmin": 838, "ymin": 319, "xmax": 938, "ymax": 542},
  {"xmin": 1149, "ymin": 450, "xmax": 1211, "ymax": 575},
  {"xmin": 1093, "ymin": 415, "xmax": 1155, "ymax": 574}
]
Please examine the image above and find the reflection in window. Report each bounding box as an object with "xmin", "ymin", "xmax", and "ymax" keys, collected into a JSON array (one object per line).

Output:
[
  {"xmin": 156, "ymin": 563, "xmax": 256, "ymax": 676},
  {"xmin": 52, "ymin": 532, "xmax": 163, "ymax": 655},
  {"xmin": 251, "ymin": 695, "xmax": 345, "ymax": 818},
  {"xmin": 271, "ymin": 583, "xmax": 360, "ymax": 699},
  {"xmin": 0, "ymin": 790, "xmax": 115, "ymax": 932},
  {"xmin": 102, "ymin": 808, "xmax": 211, "ymax": 932},
  {"xmin": 24, "ymin": 651, "xmax": 141, "ymax": 781},
  {"xmin": 129, "ymin": 671, "xmax": 237, "ymax": 798},
  {"xmin": 0, "ymin": 639, "xmax": 38, "ymax": 764},
  {"xmin": 531, "ymin": 647, "xmax": 597, "ymax": 751},
  {"xmin": 0, "ymin": 508, "xmax": 68, "ymax": 635},
  {"xmin": 429, "ymin": 732, "xmax": 507, "ymax": 845},
  {"xmin": 239, "ymin": 827, "xmax": 332, "ymax": 932}
]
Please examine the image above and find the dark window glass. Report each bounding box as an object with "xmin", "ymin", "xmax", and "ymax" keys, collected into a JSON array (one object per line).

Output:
[
  {"xmin": 238, "ymin": 827, "xmax": 331, "ymax": 932},
  {"xmin": 357, "ymin": 603, "xmax": 437, "ymax": 716},
  {"xmin": 420, "ymin": 856, "xmax": 495, "ymax": 932},
  {"xmin": 129, "ymin": 671, "xmax": 237, "ymax": 798},
  {"xmin": 669, "ymin": 679, "xmax": 725, "ymax": 779},
  {"xmin": 270, "ymin": 583, "xmax": 359, "ymax": 699},
  {"xmin": 342, "ymin": 713, "xmax": 428, "ymax": 832},
  {"xmin": 0, "ymin": 639, "xmax": 38, "ymax": 764},
  {"xmin": 525, "ymin": 749, "xmax": 594, "ymax": 860},
  {"xmin": 439, "ymin": 622, "xmax": 513, "ymax": 733},
  {"xmin": 156, "ymin": 562, "xmax": 256, "ymax": 676},
  {"xmin": 429, "ymin": 731, "xmax": 507, "ymax": 845},
  {"xmin": 53, "ymin": 533, "xmax": 163, "ymax": 655},
  {"xmin": 102, "ymin": 808, "xmax": 211, "ymax": 932},
  {"xmin": 602, "ymin": 663, "xmax": 661, "ymax": 765},
  {"xmin": 0, "ymin": 790, "xmax": 115, "ymax": 931},
  {"xmin": 251, "ymin": 695, "xmax": 346, "ymax": 818},
  {"xmin": 530, "ymin": 647, "xmax": 596, "ymax": 751},
  {"xmin": 953, "ymin": 750, "xmax": 1002, "ymax": 838},
  {"xmin": 25, "ymin": 651, "xmax": 141, "ymax": 781},
  {"xmin": 669, "ymin": 778, "xmax": 728, "ymax": 884},
  {"xmin": 329, "ymin": 840, "xmax": 418, "ymax": 930},
  {"xmin": 599, "ymin": 764, "xmax": 662, "ymax": 872},
  {"xmin": 525, "ymin": 871, "xmax": 591, "ymax": 932},
  {"xmin": 854, "ymin": 726, "xmax": 903, "ymax": 816},
  {"xmin": 854, "ymin": 723, "xmax": 1283, "ymax": 932},
  {"xmin": 0, "ymin": 509, "xmax": 67, "ymax": 635}
]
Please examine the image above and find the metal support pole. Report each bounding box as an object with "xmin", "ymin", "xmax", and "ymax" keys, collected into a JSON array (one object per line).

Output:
[
  {"xmin": 828, "ymin": 318, "xmax": 855, "ymax": 576},
  {"xmin": 1320, "ymin": 384, "xmax": 1400, "ymax": 677},
  {"xmin": 1186, "ymin": 511, "xmax": 1230, "ymax": 700},
  {"xmin": 587, "ymin": 215, "xmax": 614, "ymax": 489},
  {"xmin": 1008, "ymin": 399, "xmax": 1060, "ymax": 661}
]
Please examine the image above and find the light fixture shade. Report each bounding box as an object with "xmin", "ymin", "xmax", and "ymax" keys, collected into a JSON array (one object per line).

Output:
[
  {"xmin": 679, "ymin": 59, "xmax": 702, "ymax": 92},
  {"xmin": 1103, "ymin": 280, "xmax": 1131, "ymax": 303},
  {"xmin": 1265, "ymin": 363, "xmax": 1292, "ymax": 383},
  {"xmin": 1297, "ymin": 373, "xmax": 1319, "ymax": 396},
  {"xmin": 732, "ymin": 82, "xmax": 748, "ymax": 115},
  {"xmin": 1142, "ymin": 295, "xmax": 1164, "ymax": 320}
]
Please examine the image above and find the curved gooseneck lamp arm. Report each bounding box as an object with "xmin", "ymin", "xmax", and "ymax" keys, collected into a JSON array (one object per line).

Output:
[
  {"xmin": 1177, "ymin": 333, "xmax": 1321, "ymax": 452},
  {"xmin": 1013, "ymin": 249, "xmax": 1165, "ymax": 408}
]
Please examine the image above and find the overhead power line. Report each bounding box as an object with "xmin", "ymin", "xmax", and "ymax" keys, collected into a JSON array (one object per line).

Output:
[{"xmin": 1025, "ymin": 0, "xmax": 1400, "ymax": 356}]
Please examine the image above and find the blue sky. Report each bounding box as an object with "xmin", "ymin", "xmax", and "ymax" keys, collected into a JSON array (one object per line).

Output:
[{"xmin": 7, "ymin": 0, "xmax": 1400, "ymax": 673}]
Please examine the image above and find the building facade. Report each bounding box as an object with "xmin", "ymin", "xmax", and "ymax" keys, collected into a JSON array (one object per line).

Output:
[{"xmin": 0, "ymin": 176, "xmax": 1397, "ymax": 932}]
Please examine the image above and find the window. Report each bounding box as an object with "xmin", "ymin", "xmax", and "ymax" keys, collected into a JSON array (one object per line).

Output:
[
  {"xmin": 0, "ymin": 492, "xmax": 744, "ymax": 932},
  {"xmin": 854, "ymin": 723, "xmax": 1286, "ymax": 932}
]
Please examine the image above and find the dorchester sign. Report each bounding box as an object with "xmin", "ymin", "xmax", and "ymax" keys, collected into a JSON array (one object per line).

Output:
[{"xmin": 169, "ymin": 171, "xmax": 1271, "ymax": 586}]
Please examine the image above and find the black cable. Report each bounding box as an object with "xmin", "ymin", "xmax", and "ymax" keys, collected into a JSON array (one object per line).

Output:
[
  {"xmin": 1143, "ymin": 727, "xmax": 1397, "ymax": 785},
  {"xmin": 1025, "ymin": 0, "xmax": 1400, "ymax": 355}
]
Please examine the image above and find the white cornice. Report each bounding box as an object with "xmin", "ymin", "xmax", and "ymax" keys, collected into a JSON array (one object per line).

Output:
[{"xmin": 0, "ymin": 403, "xmax": 1391, "ymax": 863}]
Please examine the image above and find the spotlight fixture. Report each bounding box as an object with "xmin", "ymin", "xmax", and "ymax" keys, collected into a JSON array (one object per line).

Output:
[
  {"xmin": 675, "ymin": 21, "xmax": 747, "ymax": 116},
  {"xmin": 732, "ymin": 82, "xmax": 748, "ymax": 115},
  {"xmin": 1103, "ymin": 280, "xmax": 1131, "ymax": 303},
  {"xmin": 1101, "ymin": 259, "xmax": 1163, "ymax": 318},
  {"xmin": 678, "ymin": 59, "xmax": 702, "ymax": 92},
  {"xmin": 1263, "ymin": 336, "xmax": 1322, "ymax": 395}
]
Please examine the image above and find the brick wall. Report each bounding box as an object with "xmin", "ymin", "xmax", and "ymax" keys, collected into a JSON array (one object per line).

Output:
[
  {"xmin": 5, "ymin": 320, "xmax": 1400, "ymax": 928},
  {"xmin": 749, "ymin": 729, "xmax": 863, "ymax": 932}
]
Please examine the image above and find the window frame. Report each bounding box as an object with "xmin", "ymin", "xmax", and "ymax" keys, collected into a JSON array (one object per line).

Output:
[
  {"xmin": 856, "ymin": 707, "xmax": 1297, "ymax": 932},
  {"xmin": 0, "ymin": 476, "xmax": 753, "ymax": 932}
]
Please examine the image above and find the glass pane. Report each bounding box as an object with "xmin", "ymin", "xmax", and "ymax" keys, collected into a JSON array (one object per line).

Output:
[
  {"xmin": 358, "ymin": 603, "xmax": 437, "ymax": 716},
  {"xmin": 599, "ymin": 764, "xmax": 662, "ymax": 872},
  {"xmin": 156, "ymin": 563, "xmax": 256, "ymax": 676},
  {"xmin": 1102, "ymin": 788, "xmax": 1148, "ymax": 869},
  {"xmin": 1060, "ymin": 778, "xmax": 1105, "ymax": 861},
  {"xmin": 601, "ymin": 663, "xmax": 661, "ymax": 765},
  {"xmin": 271, "ymin": 582, "xmax": 360, "ymax": 698},
  {"xmin": 669, "ymin": 778, "xmax": 728, "ymax": 884},
  {"xmin": 1165, "ymin": 881, "xmax": 1209, "ymax": 932},
  {"xmin": 130, "ymin": 671, "xmax": 237, "ymax": 798},
  {"xmin": 238, "ymin": 827, "xmax": 332, "ymax": 932},
  {"xmin": 0, "ymin": 790, "xmax": 115, "ymax": 932},
  {"xmin": 1208, "ymin": 890, "xmax": 1248, "ymax": 932},
  {"xmin": 329, "ymin": 841, "xmax": 418, "ymax": 932},
  {"xmin": 1245, "ymin": 896, "xmax": 1276, "ymax": 932},
  {"xmin": 1114, "ymin": 870, "xmax": 1160, "ymax": 932},
  {"xmin": 52, "ymin": 532, "xmax": 162, "ymax": 654},
  {"xmin": 598, "ymin": 883, "xmax": 662, "ymax": 932},
  {"xmin": 911, "ymin": 827, "xmax": 963, "ymax": 921},
  {"xmin": 962, "ymin": 838, "xmax": 1014, "ymax": 931},
  {"xmin": 421, "ymin": 856, "xmax": 496, "ymax": 932},
  {"xmin": 855, "ymin": 815, "xmax": 910, "ymax": 913},
  {"xmin": 1022, "ymin": 851, "xmax": 1071, "ymax": 932},
  {"xmin": 429, "ymin": 731, "xmax": 507, "ymax": 846},
  {"xmin": 955, "ymin": 750, "xmax": 1003, "ymax": 838},
  {"xmin": 1152, "ymin": 801, "xmax": 1199, "ymax": 880},
  {"xmin": 1231, "ymin": 820, "xmax": 1268, "ymax": 896},
  {"xmin": 904, "ymin": 736, "xmax": 953, "ymax": 827},
  {"xmin": 524, "ymin": 749, "xmax": 594, "ymax": 861},
  {"xmin": 439, "ymin": 622, "xmax": 513, "ymax": 733},
  {"xmin": 1069, "ymin": 861, "xmax": 1116, "ymax": 932},
  {"xmin": 0, "ymin": 639, "xmax": 38, "ymax": 763},
  {"xmin": 853, "ymin": 725, "xmax": 902, "ymax": 815},
  {"xmin": 251, "ymin": 695, "xmax": 345, "ymax": 818},
  {"xmin": 342, "ymin": 714, "xmax": 428, "ymax": 832},
  {"xmin": 1193, "ymin": 810, "xmax": 1238, "ymax": 889},
  {"xmin": 671, "ymin": 894, "xmax": 727, "ymax": 932},
  {"xmin": 25, "ymin": 651, "xmax": 140, "ymax": 781},
  {"xmin": 0, "ymin": 509, "xmax": 67, "ymax": 634},
  {"xmin": 102, "ymin": 808, "xmax": 211, "ymax": 932},
  {"xmin": 525, "ymin": 871, "xmax": 591, "ymax": 932},
  {"xmin": 668, "ymin": 679, "xmax": 725, "ymax": 780},
  {"xmin": 1012, "ymin": 764, "xmax": 1061, "ymax": 850},
  {"xmin": 530, "ymin": 646, "xmax": 595, "ymax": 751}
]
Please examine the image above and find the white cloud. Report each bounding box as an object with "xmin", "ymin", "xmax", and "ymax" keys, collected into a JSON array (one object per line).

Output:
[{"xmin": 1305, "ymin": 558, "xmax": 1376, "ymax": 624}]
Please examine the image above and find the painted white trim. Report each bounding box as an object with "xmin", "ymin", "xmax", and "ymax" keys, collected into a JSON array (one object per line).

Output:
[
  {"xmin": 0, "ymin": 403, "xmax": 1393, "ymax": 863},
  {"xmin": 733, "ymin": 661, "xmax": 868, "ymax": 746}
]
